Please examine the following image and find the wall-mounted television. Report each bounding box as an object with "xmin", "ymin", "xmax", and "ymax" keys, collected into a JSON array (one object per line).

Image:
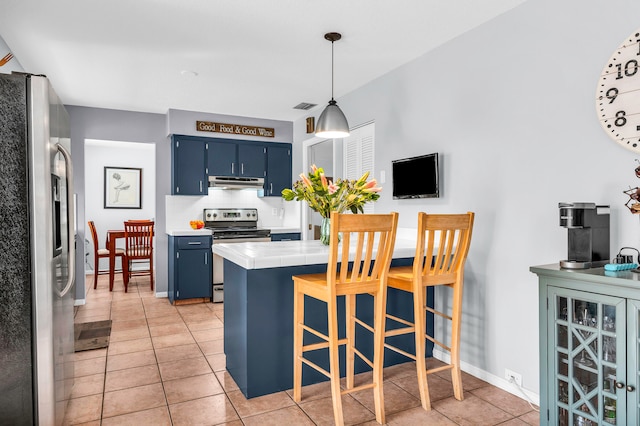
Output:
[{"xmin": 392, "ymin": 153, "xmax": 439, "ymax": 199}]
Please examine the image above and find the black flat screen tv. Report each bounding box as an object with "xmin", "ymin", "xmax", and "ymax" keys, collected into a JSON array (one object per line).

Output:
[{"xmin": 392, "ymin": 153, "xmax": 439, "ymax": 199}]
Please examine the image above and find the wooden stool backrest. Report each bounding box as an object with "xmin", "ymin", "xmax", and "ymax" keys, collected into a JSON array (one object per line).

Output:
[
  {"xmin": 87, "ymin": 220, "xmax": 100, "ymax": 249},
  {"xmin": 327, "ymin": 212, "xmax": 399, "ymax": 295},
  {"xmin": 414, "ymin": 212, "xmax": 474, "ymax": 285}
]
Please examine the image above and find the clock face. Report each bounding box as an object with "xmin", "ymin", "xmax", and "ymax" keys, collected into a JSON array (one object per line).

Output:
[{"xmin": 597, "ymin": 28, "xmax": 640, "ymax": 153}]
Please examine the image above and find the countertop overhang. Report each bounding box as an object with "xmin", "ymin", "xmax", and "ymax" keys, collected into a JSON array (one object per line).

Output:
[{"xmin": 212, "ymin": 238, "xmax": 418, "ymax": 269}]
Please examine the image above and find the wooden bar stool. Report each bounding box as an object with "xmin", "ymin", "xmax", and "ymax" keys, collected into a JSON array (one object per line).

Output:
[
  {"xmin": 292, "ymin": 212, "xmax": 399, "ymax": 426},
  {"xmin": 384, "ymin": 212, "xmax": 474, "ymax": 411}
]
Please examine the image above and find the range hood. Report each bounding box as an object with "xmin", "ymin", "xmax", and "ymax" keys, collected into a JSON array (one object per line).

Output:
[{"xmin": 208, "ymin": 176, "xmax": 265, "ymax": 190}]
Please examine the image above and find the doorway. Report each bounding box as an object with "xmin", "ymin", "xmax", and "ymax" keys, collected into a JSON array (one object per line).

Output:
[{"xmin": 302, "ymin": 137, "xmax": 343, "ymax": 240}]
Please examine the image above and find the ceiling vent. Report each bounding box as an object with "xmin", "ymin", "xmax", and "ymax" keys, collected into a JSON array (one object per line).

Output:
[{"xmin": 293, "ymin": 102, "xmax": 317, "ymax": 110}]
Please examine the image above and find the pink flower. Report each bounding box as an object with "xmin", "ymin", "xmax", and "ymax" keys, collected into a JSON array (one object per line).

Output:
[
  {"xmin": 300, "ymin": 173, "xmax": 313, "ymax": 190},
  {"xmin": 328, "ymin": 181, "xmax": 338, "ymax": 194},
  {"xmin": 311, "ymin": 164, "xmax": 318, "ymax": 173},
  {"xmin": 320, "ymin": 172, "xmax": 328, "ymax": 190}
]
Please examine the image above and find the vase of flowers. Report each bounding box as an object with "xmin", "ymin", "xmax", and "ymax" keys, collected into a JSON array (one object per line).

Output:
[{"xmin": 281, "ymin": 165, "xmax": 382, "ymax": 245}]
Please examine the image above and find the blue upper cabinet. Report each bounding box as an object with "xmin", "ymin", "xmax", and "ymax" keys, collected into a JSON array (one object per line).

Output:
[
  {"xmin": 238, "ymin": 144, "xmax": 266, "ymax": 177},
  {"xmin": 208, "ymin": 140, "xmax": 237, "ymax": 176},
  {"xmin": 265, "ymin": 144, "xmax": 291, "ymax": 197},
  {"xmin": 171, "ymin": 136, "xmax": 207, "ymax": 195}
]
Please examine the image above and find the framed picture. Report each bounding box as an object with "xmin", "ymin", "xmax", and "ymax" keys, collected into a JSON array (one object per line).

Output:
[{"xmin": 104, "ymin": 167, "xmax": 142, "ymax": 209}]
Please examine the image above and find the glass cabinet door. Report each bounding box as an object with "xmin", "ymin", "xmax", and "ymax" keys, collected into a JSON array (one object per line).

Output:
[
  {"xmin": 549, "ymin": 287, "xmax": 625, "ymax": 425},
  {"xmin": 627, "ymin": 299, "xmax": 640, "ymax": 426}
]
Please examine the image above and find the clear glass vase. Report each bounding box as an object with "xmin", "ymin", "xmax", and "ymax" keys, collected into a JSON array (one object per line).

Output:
[{"xmin": 320, "ymin": 217, "xmax": 341, "ymax": 245}]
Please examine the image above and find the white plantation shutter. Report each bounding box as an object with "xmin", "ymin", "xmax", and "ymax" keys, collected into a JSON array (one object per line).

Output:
[{"xmin": 344, "ymin": 123, "xmax": 375, "ymax": 213}]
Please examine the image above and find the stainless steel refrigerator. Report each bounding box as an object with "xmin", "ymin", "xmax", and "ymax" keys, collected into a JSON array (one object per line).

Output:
[{"xmin": 0, "ymin": 73, "xmax": 75, "ymax": 425}]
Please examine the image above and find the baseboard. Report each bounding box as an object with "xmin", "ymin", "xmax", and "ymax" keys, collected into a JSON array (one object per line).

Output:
[
  {"xmin": 74, "ymin": 298, "xmax": 86, "ymax": 306},
  {"xmin": 432, "ymin": 349, "xmax": 540, "ymax": 406},
  {"xmin": 155, "ymin": 291, "xmax": 168, "ymax": 298}
]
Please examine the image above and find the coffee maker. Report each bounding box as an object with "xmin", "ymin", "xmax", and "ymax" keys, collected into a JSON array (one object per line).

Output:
[{"xmin": 558, "ymin": 202, "xmax": 610, "ymax": 269}]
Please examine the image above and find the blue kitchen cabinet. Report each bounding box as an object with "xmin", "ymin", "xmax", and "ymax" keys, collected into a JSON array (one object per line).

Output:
[
  {"xmin": 171, "ymin": 136, "xmax": 208, "ymax": 195},
  {"xmin": 264, "ymin": 144, "xmax": 291, "ymax": 196},
  {"xmin": 237, "ymin": 143, "xmax": 266, "ymax": 177},
  {"xmin": 208, "ymin": 140, "xmax": 237, "ymax": 176},
  {"xmin": 168, "ymin": 235, "xmax": 212, "ymax": 303},
  {"xmin": 271, "ymin": 233, "xmax": 300, "ymax": 241}
]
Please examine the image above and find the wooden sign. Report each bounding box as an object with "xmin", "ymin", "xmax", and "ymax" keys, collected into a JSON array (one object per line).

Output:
[{"xmin": 196, "ymin": 121, "xmax": 275, "ymax": 138}]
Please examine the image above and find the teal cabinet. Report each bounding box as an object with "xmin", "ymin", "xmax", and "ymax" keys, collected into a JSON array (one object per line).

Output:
[
  {"xmin": 532, "ymin": 264, "xmax": 640, "ymax": 425},
  {"xmin": 171, "ymin": 136, "xmax": 207, "ymax": 195},
  {"xmin": 265, "ymin": 144, "xmax": 291, "ymax": 196},
  {"xmin": 168, "ymin": 235, "xmax": 212, "ymax": 303}
]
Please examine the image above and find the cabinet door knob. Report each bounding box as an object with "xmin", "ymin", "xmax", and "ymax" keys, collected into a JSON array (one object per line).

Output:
[
  {"xmin": 628, "ymin": 385, "xmax": 636, "ymax": 392},
  {"xmin": 615, "ymin": 381, "xmax": 625, "ymax": 389}
]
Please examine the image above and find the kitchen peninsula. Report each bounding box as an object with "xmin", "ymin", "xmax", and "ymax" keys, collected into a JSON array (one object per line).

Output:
[{"xmin": 213, "ymin": 236, "xmax": 429, "ymax": 398}]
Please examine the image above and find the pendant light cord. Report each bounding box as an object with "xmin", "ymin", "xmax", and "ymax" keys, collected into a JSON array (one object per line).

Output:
[{"xmin": 330, "ymin": 39, "xmax": 335, "ymax": 101}]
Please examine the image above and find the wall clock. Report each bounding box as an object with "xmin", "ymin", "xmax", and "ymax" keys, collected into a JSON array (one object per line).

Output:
[{"xmin": 597, "ymin": 28, "xmax": 640, "ymax": 152}]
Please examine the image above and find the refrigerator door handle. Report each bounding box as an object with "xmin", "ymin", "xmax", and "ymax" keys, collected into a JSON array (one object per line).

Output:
[{"xmin": 56, "ymin": 143, "xmax": 75, "ymax": 298}]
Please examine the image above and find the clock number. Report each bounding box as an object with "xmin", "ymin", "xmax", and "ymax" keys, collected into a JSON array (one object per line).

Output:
[
  {"xmin": 615, "ymin": 111, "xmax": 627, "ymax": 127},
  {"xmin": 616, "ymin": 59, "xmax": 639, "ymax": 79},
  {"xmin": 606, "ymin": 87, "xmax": 619, "ymax": 104}
]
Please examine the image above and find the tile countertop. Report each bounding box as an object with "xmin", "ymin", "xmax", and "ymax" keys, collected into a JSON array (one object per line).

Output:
[
  {"xmin": 212, "ymin": 237, "xmax": 418, "ymax": 270},
  {"xmin": 166, "ymin": 229, "xmax": 213, "ymax": 237}
]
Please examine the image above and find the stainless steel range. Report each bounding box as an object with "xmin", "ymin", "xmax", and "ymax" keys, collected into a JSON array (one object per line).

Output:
[{"xmin": 204, "ymin": 208, "xmax": 271, "ymax": 302}]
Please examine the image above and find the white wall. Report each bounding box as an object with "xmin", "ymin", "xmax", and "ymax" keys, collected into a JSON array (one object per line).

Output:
[
  {"xmin": 293, "ymin": 0, "xmax": 640, "ymax": 401},
  {"xmin": 85, "ymin": 139, "xmax": 156, "ymax": 272}
]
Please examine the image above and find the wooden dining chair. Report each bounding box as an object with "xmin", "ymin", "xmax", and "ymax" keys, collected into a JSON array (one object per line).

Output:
[
  {"xmin": 123, "ymin": 220, "xmax": 155, "ymax": 292},
  {"xmin": 384, "ymin": 212, "xmax": 474, "ymax": 411},
  {"xmin": 87, "ymin": 220, "xmax": 125, "ymax": 289},
  {"xmin": 292, "ymin": 212, "xmax": 399, "ymax": 426}
]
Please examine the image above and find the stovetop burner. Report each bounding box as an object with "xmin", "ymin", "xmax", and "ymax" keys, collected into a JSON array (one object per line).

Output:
[{"xmin": 203, "ymin": 208, "xmax": 270, "ymax": 239}]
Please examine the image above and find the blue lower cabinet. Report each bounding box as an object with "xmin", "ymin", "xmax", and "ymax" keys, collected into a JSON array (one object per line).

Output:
[
  {"xmin": 168, "ymin": 236, "xmax": 212, "ymax": 303},
  {"xmin": 270, "ymin": 233, "xmax": 301, "ymax": 242}
]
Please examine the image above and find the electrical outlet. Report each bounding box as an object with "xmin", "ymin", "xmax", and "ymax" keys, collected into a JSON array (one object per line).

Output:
[
  {"xmin": 271, "ymin": 208, "xmax": 278, "ymax": 216},
  {"xmin": 505, "ymin": 369, "xmax": 522, "ymax": 387}
]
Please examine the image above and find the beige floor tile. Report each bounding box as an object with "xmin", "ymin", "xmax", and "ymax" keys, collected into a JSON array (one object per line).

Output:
[
  {"xmin": 498, "ymin": 418, "xmax": 530, "ymax": 425},
  {"xmin": 146, "ymin": 313, "xmax": 184, "ymax": 327},
  {"xmin": 149, "ymin": 322, "xmax": 190, "ymax": 337},
  {"xmin": 198, "ymin": 339, "xmax": 224, "ymax": 355},
  {"xmin": 108, "ymin": 337, "xmax": 153, "ymax": 356},
  {"xmin": 242, "ymin": 405, "xmax": 315, "ymax": 426},
  {"xmin": 205, "ymin": 353, "xmax": 226, "ymax": 372},
  {"xmin": 181, "ymin": 312, "xmax": 219, "ymax": 324},
  {"xmin": 286, "ymin": 379, "xmax": 332, "ymax": 403},
  {"xmin": 110, "ymin": 318, "xmax": 148, "ymax": 331},
  {"xmin": 471, "ymin": 385, "xmax": 535, "ymax": 417},
  {"xmin": 101, "ymin": 406, "xmax": 172, "ymax": 426},
  {"xmin": 152, "ymin": 332, "xmax": 196, "ymax": 349},
  {"xmin": 299, "ymin": 394, "xmax": 375, "ymax": 426},
  {"xmin": 186, "ymin": 317, "xmax": 224, "ymax": 331},
  {"xmin": 102, "ymin": 383, "xmax": 166, "ymax": 418},
  {"xmin": 432, "ymin": 394, "xmax": 513, "ymax": 425},
  {"xmin": 386, "ymin": 405, "xmax": 458, "ymax": 425},
  {"xmin": 70, "ymin": 373, "xmax": 105, "ymax": 399},
  {"xmin": 74, "ymin": 313, "xmax": 110, "ymax": 323},
  {"xmin": 74, "ymin": 357, "xmax": 106, "ymax": 378},
  {"xmin": 390, "ymin": 370, "xmax": 455, "ymax": 403},
  {"xmin": 73, "ymin": 348, "xmax": 107, "ymax": 361},
  {"xmin": 227, "ymin": 389, "xmax": 295, "ymax": 418},
  {"xmin": 176, "ymin": 303, "xmax": 213, "ymax": 315},
  {"xmin": 144, "ymin": 307, "xmax": 180, "ymax": 319},
  {"xmin": 104, "ymin": 364, "xmax": 161, "ymax": 392},
  {"xmin": 158, "ymin": 355, "xmax": 212, "ymax": 381},
  {"xmin": 163, "ymin": 372, "xmax": 225, "ymax": 404},
  {"xmin": 107, "ymin": 349, "xmax": 156, "ymax": 371},
  {"xmin": 62, "ymin": 393, "xmax": 103, "ymax": 425},
  {"xmin": 154, "ymin": 343, "xmax": 204, "ymax": 363},
  {"xmin": 351, "ymin": 380, "xmax": 421, "ymax": 415},
  {"xmin": 169, "ymin": 394, "xmax": 240, "ymax": 426},
  {"xmin": 215, "ymin": 370, "xmax": 241, "ymax": 393},
  {"xmin": 516, "ymin": 409, "xmax": 540, "ymax": 425},
  {"xmin": 192, "ymin": 327, "xmax": 224, "ymax": 342},
  {"xmin": 109, "ymin": 326, "xmax": 150, "ymax": 342}
]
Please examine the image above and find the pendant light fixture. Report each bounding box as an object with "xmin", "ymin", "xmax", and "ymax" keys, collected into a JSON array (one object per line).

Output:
[{"xmin": 315, "ymin": 32, "xmax": 350, "ymax": 138}]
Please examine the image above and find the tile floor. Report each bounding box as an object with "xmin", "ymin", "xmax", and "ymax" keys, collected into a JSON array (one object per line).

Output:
[{"xmin": 66, "ymin": 274, "xmax": 539, "ymax": 425}]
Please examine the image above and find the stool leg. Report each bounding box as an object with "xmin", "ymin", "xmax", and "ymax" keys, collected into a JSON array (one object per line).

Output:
[
  {"xmin": 372, "ymin": 290, "xmax": 386, "ymax": 424},
  {"xmin": 93, "ymin": 253, "xmax": 99, "ymax": 289},
  {"xmin": 293, "ymin": 285, "xmax": 304, "ymax": 402},
  {"xmin": 415, "ymin": 284, "xmax": 432, "ymax": 411},
  {"xmin": 327, "ymin": 296, "xmax": 344, "ymax": 426},
  {"xmin": 345, "ymin": 294, "xmax": 356, "ymax": 390},
  {"xmin": 450, "ymin": 281, "xmax": 464, "ymax": 401}
]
